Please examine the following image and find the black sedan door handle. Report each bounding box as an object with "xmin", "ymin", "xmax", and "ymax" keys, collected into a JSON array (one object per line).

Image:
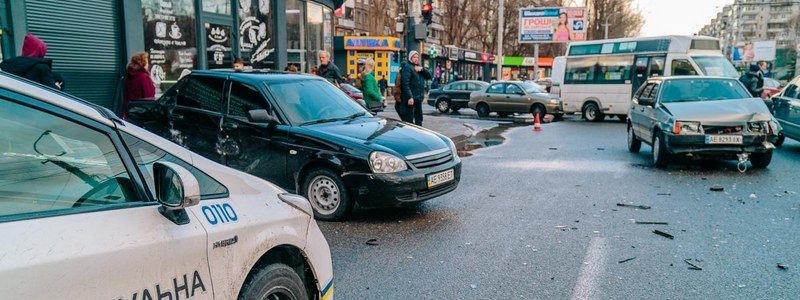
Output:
[{"xmin": 221, "ymin": 122, "xmax": 238, "ymax": 131}]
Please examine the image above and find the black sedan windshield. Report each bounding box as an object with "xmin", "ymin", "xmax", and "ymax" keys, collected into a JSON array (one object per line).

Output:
[
  {"xmin": 659, "ymin": 79, "xmax": 751, "ymax": 103},
  {"xmin": 267, "ymin": 79, "xmax": 368, "ymax": 125}
]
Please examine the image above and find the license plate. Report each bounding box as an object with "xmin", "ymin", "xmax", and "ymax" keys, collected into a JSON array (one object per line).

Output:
[
  {"xmin": 427, "ymin": 169, "xmax": 455, "ymax": 188},
  {"xmin": 705, "ymin": 135, "xmax": 743, "ymax": 145}
]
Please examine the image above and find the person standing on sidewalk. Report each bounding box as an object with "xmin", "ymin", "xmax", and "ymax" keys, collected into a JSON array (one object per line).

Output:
[
  {"xmin": 400, "ymin": 50, "xmax": 432, "ymax": 125},
  {"xmin": 317, "ymin": 50, "xmax": 342, "ymax": 85},
  {"xmin": 0, "ymin": 33, "xmax": 57, "ymax": 89},
  {"xmin": 123, "ymin": 52, "xmax": 156, "ymax": 118},
  {"xmin": 378, "ymin": 76, "xmax": 388, "ymax": 96},
  {"xmin": 360, "ymin": 58, "xmax": 382, "ymax": 110}
]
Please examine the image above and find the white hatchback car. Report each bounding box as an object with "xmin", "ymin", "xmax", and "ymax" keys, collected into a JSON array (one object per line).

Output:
[{"xmin": 0, "ymin": 73, "xmax": 333, "ymax": 300}]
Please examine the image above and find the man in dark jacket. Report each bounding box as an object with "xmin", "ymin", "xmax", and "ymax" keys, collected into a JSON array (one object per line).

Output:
[
  {"xmin": 0, "ymin": 33, "xmax": 57, "ymax": 89},
  {"xmin": 400, "ymin": 50, "xmax": 432, "ymax": 125},
  {"xmin": 317, "ymin": 50, "xmax": 342, "ymax": 85},
  {"xmin": 739, "ymin": 64, "xmax": 763, "ymax": 97},
  {"xmin": 378, "ymin": 76, "xmax": 388, "ymax": 96}
]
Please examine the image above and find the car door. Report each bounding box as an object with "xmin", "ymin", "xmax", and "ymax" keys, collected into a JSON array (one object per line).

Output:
[
  {"xmin": 638, "ymin": 81, "xmax": 662, "ymax": 143},
  {"xmin": 504, "ymin": 83, "xmax": 528, "ymax": 112},
  {"xmin": 453, "ymin": 82, "xmax": 473, "ymax": 101},
  {"xmin": 221, "ymin": 80, "xmax": 289, "ymax": 188},
  {"xmin": 0, "ymin": 93, "xmax": 212, "ymax": 299},
  {"xmin": 484, "ymin": 83, "xmax": 507, "ymax": 111},
  {"xmin": 774, "ymin": 82, "xmax": 800, "ymax": 139},
  {"xmin": 631, "ymin": 82, "xmax": 656, "ymax": 138},
  {"xmin": 170, "ymin": 75, "xmax": 227, "ymax": 162}
]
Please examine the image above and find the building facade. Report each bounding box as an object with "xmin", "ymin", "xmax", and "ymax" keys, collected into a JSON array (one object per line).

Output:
[{"xmin": 0, "ymin": 0, "xmax": 342, "ymax": 110}]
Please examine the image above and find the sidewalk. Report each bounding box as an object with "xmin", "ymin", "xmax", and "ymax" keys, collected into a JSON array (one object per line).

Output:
[{"xmin": 378, "ymin": 98, "xmax": 505, "ymax": 148}]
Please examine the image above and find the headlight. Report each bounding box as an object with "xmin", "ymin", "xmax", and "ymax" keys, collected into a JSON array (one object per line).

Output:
[
  {"xmin": 369, "ymin": 151, "xmax": 408, "ymax": 173},
  {"xmin": 444, "ymin": 137, "xmax": 458, "ymax": 158},
  {"xmin": 748, "ymin": 121, "xmax": 769, "ymax": 133},
  {"xmin": 673, "ymin": 121, "xmax": 702, "ymax": 134},
  {"xmin": 548, "ymin": 99, "xmax": 560, "ymax": 105}
]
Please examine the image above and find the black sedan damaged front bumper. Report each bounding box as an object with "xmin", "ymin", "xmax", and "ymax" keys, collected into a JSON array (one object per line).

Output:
[
  {"xmin": 342, "ymin": 161, "xmax": 462, "ymax": 208},
  {"xmin": 664, "ymin": 132, "xmax": 777, "ymax": 157}
]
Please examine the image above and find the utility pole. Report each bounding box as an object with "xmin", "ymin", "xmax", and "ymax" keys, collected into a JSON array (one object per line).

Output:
[
  {"xmin": 603, "ymin": 12, "xmax": 621, "ymax": 40},
  {"xmin": 496, "ymin": 0, "xmax": 505, "ymax": 79}
]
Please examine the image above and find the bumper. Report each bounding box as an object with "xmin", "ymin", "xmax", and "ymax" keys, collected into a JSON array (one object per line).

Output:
[
  {"xmin": 664, "ymin": 133, "xmax": 776, "ymax": 156},
  {"xmin": 545, "ymin": 102, "xmax": 563, "ymax": 114},
  {"xmin": 304, "ymin": 221, "xmax": 334, "ymax": 300},
  {"xmin": 342, "ymin": 161, "xmax": 462, "ymax": 208}
]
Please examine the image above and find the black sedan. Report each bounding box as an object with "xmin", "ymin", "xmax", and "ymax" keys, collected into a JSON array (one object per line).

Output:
[
  {"xmin": 427, "ymin": 80, "xmax": 489, "ymax": 113},
  {"xmin": 127, "ymin": 70, "xmax": 461, "ymax": 220}
]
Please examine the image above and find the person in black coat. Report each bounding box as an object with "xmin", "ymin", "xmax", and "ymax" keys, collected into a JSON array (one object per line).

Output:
[
  {"xmin": 316, "ymin": 50, "xmax": 342, "ymax": 85},
  {"xmin": 399, "ymin": 50, "xmax": 432, "ymax": 125},
  {"xmin": 739, "ymin": 64, "xmax": 763, "ymax": 98},
  {"xmin": 378, "ymin": 76, "xmax": 388, "ymax": 96},
  {"xmin": 0, "ymin": 33, "xmax": 57, "ymax": 89}
]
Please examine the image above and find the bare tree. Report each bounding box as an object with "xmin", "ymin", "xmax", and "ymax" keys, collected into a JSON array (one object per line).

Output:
[{"xmin": 585, "ymin": 0, "xmax": 644, "ymax": 40}]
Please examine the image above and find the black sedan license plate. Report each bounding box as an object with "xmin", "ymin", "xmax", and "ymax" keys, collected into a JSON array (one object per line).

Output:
[
  {"xmin": 427, "ymin": 169, "xmax": 454, "ymax": 188},
  {"xmin": 705, "ymin": 135, "xmax": 743, "ymax": 145}
]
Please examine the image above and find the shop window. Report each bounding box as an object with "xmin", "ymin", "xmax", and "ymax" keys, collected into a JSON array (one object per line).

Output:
[
  {"xmin": 306, "ymin": 2, "xmax": 324, "ymax": 71},
  {"xmin": 143, "ymin": 0, "xmax": 197, "ymax": 85},
  {"xmin": 238, "ymin": 0, "xmax": 275, "ymax": 69},
  {"xmin": 203, "ymin": 0, "xmax": 230, "ymax": 14},
  {"xmin": 286, "ymin": 0, "xmax": 306, "ymax": 70}
]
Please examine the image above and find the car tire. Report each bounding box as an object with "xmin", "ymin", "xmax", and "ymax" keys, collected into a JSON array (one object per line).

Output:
[
  {"xmin": 627, "ymin": 124, "xmax": 642, "ymax": 153},
  {"xmin": 238, "ymin": 263, "xmax": 308, "ymax": 300},
  {"xmin": 774, "ymin": 133, "xmax": 785, "ymax": 147},
  {"xmin": 451, "ymin": 107, "xmax": 461, "ymax": 113},
  {"xmin": 531, "ymin": 104, "xmax": 546, "ymax": 119},
  {"xmin": 750, "ymin": 150, "xmax": 773, "ymax": 168},
  {"xmin": 303, "ymin": 168, "xmax": 353, "ymax": 221},
  {"xmin": 652, "ymin": 132, "xmax": 670, "ymax": 168},
  {"xmin": 582, "ymin": 103, "xmax": 605, "ymax": 122},
  {"xmin": 476, "ymin": 103, "xmax": 490, "ymax": 118},
  {"xmin": 435, "ymin": 98, "xmax": 450, "ymax": 113}
]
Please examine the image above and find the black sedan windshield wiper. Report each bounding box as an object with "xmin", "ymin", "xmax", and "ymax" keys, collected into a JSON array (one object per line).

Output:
[{"xmin": 301, "ymin": 112, "xmax": 367, "ymax": 126}]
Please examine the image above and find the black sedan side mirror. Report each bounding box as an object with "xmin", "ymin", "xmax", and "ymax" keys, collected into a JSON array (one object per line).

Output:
[{"xmin": 247, "ymin": 109, "xmax": 278, "ymax": 124}]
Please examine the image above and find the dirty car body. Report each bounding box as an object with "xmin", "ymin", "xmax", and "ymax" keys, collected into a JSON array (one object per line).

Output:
[
  {"xmin": 627, "ymin": 76, "xmax": 780, "ymax": 168},
  {"xmin": 127, "ymin": 70, "xmax": 461, "ymax": 220}
]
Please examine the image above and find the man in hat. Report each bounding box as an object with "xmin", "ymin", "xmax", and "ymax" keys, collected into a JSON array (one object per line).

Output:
[{"xmin": 399, "ymin": 50, "xmax": 432, "ymax": 125}]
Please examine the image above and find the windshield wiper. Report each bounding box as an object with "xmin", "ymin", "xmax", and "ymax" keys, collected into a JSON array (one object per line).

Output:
[{"xmin": 301, "ymin": 112, "xmax": 367, "ymax": 126}]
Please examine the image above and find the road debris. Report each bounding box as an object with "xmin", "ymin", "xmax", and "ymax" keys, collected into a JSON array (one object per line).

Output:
[
  {"xmin": 653, "ymin": 230, "xmax": 675, "ymax": 239},
  {"xmin": 749, "ymin": 194, "xmax": 757, "ymax": 199},
  {"xmin": 710, "ymin": 185, "xmax": 724, "ymax": 192},
  {"xmin": 635, "ymin": 221, "xmax": 669, "ymax": 225},
  {"xmin": 684, "ymin": 259, "xmax": 703, "ymax": 270},
  {"xmin": 616, "ymin": 203, "xmax": 652, "ymax": 210},
  {"xmin": 489, "ymin": 194, "xmax": 496, "ymax": 198},
  {"xmin": 596, "ymin": 147, "xmax": 605, "ymax": 151},
  {"xmin": 777, "ymin": 263, "xmax": 788, "ymax": 270},
  {"xmin": 365, "ymin": 238, "xmax": 379, "ymax": 246},
  {"xmin": 657, "ymin": 193, "xmax": 671, "ymax": 196},
  {"xmin": 549, "ymin": 147, "xmax": 558, "ymax": 150},
  {"xmin": 618, "ymin": 257, "xmax": 637, "ymax": 264},
  {"xmin": 470, "ymin": 284, "xmax": 477, "ymax": 289}
]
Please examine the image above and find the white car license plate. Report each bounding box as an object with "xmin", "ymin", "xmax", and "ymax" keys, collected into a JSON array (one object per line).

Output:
[
  {"xmin": 427, "ymin": 169, "xmax": 454, "ymax": 188},
  {"xmin": 705, "ymin": 135, "xmax": 743, "ymax": 145}
]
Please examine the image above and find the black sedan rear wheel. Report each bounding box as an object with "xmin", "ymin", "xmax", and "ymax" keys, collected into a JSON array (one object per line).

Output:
[{"xmin": 435, "ymin": 98, "xmax": 450, "ymax": 113}]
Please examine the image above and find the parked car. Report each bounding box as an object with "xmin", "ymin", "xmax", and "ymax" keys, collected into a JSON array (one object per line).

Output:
[
  {"xmin": 340, "ymin": 83, "xmax": 385, "ymax": 113},
  {"xmin": 627, "ymin": 76, "xmax": 781, "ymax": 169},
  {"xmin": 762, "ymin": 77, "xmax": 782, "ymax": 99},
  {"xmin": 535, "ymin": 77, "xmax": 554, "ymax": 93},
  {"xmin": 128, "ymin": 70, "xmax": 461, "ymax": 220},
  {"xmin": 468, "ymin": 81, "xmax": 563, "ymax": 118},
  {"xmin": 427, "ymin": 80, "xmax": 489, "ymax": 113},
  {"xmin": 770, "ymin": 74, "xmax": 800, "ymax": 146},
  {"xmin": 0, "ymin": 72, "xmax": 333, "ymax": 299}
]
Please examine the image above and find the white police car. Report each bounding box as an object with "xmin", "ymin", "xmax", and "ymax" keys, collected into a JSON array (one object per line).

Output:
[{"xmin": 0, "ymin": 73, "xmax": 333, "ymax": 300}]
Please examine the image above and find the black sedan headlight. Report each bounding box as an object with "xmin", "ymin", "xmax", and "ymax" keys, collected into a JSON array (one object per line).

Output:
[{"xmin": 369, "ymin": 151, "xmax": 408, "ymax": 174}]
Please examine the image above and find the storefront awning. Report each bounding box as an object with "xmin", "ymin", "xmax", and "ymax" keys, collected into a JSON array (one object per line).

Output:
[{"xmin": 502, "ymin": 56, "xmax": 553, "ymax": 67}]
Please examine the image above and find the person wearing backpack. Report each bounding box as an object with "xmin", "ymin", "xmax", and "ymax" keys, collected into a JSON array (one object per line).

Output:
[
  {"xmin": 0, "ymin": 33, "xmax": 57, "ymax": 89},
  {"xmin": 399, "ymin": 51, "xmax": 432, "ymax": 125}
]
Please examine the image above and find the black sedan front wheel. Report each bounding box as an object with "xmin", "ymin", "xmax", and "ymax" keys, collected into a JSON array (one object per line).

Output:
[
  {"xmin": 435, "ymin": 98, "xmax": 450, "ymax": 113},
  {"xmin": 303, "ymin": 168, "xmax": 353, "ymax": 221}
]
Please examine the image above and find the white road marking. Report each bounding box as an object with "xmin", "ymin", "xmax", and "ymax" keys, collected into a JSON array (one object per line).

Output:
[{"xmin": 571, "ymin": 237, "xmax": 608, "ymax": 300}]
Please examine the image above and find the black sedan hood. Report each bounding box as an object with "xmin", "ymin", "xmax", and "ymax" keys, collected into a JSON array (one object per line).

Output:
[{"xmin": 303, "ymin": 117, "xmax": 450, "ymax": 157}]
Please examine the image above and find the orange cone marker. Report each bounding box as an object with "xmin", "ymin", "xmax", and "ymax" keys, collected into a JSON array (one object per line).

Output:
[{"xmin": 534, "ymin": 113, "xmax": 542, "ymax": 132}]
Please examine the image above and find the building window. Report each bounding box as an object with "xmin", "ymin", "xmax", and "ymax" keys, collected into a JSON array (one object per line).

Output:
[
  {"xmin": 238, "ymin": 0, "xmax": 275, "ymax": 69},
  {"xmin": 307, "ymin": 2, "xmax": 324, "ymax": 70},
  {"xmin": 203, "ymin": 0, "xmax": 230, "ymax": 14},
  {"xmin": 286, "ymin": 0, "xmax": 307, "ymax": 70},
  {"xmin": 142, "ymin": 0, "xmax": 197, "ymax": 85}
]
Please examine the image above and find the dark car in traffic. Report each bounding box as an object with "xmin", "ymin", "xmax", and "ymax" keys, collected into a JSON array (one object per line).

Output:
[
  {"xmin": 426, "ymin": 80, "xmax": 489, "ymax": 113},
  {"xmin": 127, "ymin": 70, "xmax": 461, "ymax": 220},
  {"xmin": 770, "ymin": 74, "xmax": 800, "ymax": 146},
  {"xmin": 627, "ymin": 76, "xmax": 780, "ymax": 170}
]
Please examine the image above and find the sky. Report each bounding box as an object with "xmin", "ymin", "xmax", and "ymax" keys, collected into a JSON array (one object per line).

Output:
[{"xmin": 634, "ymin": 0, "xmax": 735, "ymax": 37}]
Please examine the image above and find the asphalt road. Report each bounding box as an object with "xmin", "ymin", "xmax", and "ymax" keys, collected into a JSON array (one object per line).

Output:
[{"xmin": 318, "ymin": 116, "xmax": 800, "ymax": 299}]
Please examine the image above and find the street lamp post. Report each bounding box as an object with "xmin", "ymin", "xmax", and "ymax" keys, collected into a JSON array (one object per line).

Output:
[
  {"xmin": 603, "ymin": 11, "xmax": 623, "ymax": 40},
  {"xmin": 496, "ymin": 0, "xmax": 505, "ymax": 79}
]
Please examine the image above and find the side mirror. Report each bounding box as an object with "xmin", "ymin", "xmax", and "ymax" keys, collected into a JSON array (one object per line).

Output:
[
  {"xmin": 247, "ymin": 109, "xmax": 278, "ymax": 124},
  {"xmin": 153, "ymin": 161, "xmax": 200, "ymax": 225},
  {"xmin": 638, "ymin": 98, "xmax": 655, "ymax": 107}
]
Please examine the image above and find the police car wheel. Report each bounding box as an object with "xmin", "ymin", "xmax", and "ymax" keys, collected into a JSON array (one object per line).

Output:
[
  {"xmin": 238, "ymin": 263, "xmax": 308, "ymax": 300},
  {"xmin": 303, "ymin": 168, "xmax": 354, "ymax": 221}
]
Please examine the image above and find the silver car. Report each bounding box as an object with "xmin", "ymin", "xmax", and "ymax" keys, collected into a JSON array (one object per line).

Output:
[
  {"xmin": 468, "ymin": 81, "xmax": 563, "ymax": 118},
  {"xmin": 627, "ymin": 76, "xmax": 781, "ymax": 169}
]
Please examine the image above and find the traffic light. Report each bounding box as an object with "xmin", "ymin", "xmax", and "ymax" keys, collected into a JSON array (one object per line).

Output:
[{"xmin": 421, "ymin": 0, "xmax": 433, "ymax": 25}]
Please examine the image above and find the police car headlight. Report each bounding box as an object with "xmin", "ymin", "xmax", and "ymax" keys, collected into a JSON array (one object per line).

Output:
[{"xmin": 369, "ymin": 151, "xmax": 408, "ymax": 174}]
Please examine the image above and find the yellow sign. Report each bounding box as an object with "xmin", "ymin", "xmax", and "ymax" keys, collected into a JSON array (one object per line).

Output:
[
  {"xmin": 343, "ymin": 36, "xmax": 401, "ymax": 50},
  {"xmin": 356, "ymin": 53, "xmax": 374, "ymax": 59}
]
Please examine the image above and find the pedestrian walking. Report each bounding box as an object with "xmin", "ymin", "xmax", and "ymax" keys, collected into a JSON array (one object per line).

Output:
[
  {"xmin": 284, "ymin": 64, "xmax": 299, "ymax": 73},
  {"xmin": 0, "ymin": 33, "xmax": 57, "ymax": 89},
  {"xmin": 123, "ymin": 52, "xmax": 156, "ymax": 118},
  {"xmin": 309, "ymin": 67, "xmax": 318, "ymax": 75},
  {"xmin": 360, "ymin": 58, "xmax": 382, "ymax": 110},
  {"xmin": 378, "ymin": 76, "xmax": 388, "ymax": 96},
  {"xmin": 317, "ymin": 50, "xmax": 342, "ymax": 85},
  {"xmin": 739, "ymin": 64, "xmax": 763, "ymax": 98},
  {"xmin": 399, "ymin": 50, "xmax": 432, "ymax": 125}
]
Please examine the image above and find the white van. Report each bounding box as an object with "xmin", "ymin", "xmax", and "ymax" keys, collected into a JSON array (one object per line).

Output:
[
  {"xmin": 0, "ymin": 73, "xmax": 333, "ymax": 300},
  {"xmin": 555, "ymin": 35, "xmax": 739, "ymax": 122}
]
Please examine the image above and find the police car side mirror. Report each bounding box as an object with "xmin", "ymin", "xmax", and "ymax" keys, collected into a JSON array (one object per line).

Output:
[
  {"xmin": 247, "ymin": 109, "xmax": 278, "ymax": 124},
  {"xmin": 153, "ymin": 161, "xmax": 200, "ymax": 225}
]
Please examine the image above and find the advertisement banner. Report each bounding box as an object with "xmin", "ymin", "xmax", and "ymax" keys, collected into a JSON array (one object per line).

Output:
[
  {"xmin": 519, "ymin": 7, "xmax": 587, "ymax": 43},
  {"xmin": 732, "ymin": 40, "xmax": 777, "ymax": 62}
]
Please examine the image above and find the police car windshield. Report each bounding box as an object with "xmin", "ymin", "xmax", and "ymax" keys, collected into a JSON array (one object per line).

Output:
[{"xmin": 266, "ymin": 79, "xmax": 369, "ymax": 125}]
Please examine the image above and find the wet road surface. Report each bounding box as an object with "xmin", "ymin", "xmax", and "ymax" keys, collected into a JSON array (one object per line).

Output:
[{"xmin": 318, "ymin": 117, "xmax": 800, "ymax": 299}]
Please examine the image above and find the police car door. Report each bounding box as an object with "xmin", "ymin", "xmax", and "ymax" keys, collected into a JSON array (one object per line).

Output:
[{"xmin": 0, "ymin": 93, "xmax": 212, "ymax": 299}]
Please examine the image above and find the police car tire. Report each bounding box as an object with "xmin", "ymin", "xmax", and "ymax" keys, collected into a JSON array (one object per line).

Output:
[{"xmin": 238, "ymin": 263, "xmax": 308, "ymax": 300}]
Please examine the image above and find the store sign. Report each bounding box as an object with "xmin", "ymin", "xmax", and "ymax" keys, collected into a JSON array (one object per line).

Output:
[
  {"xmin": 143, "ymin": 0, "xmax": 197, "ymax": 84},
  {"xmin": 519, "ymin": 7, "xmax": 587, "ymax": 43},
  {"xmin": 522, "ymin": 57, "xmax": 536, "ymax": 66},
  {"xmin": 463, "ymin": 50, "xmax": 483, "ymax": 63},
  {"xmin": 343, "ymin": 36, "xmax": 401, "ymax": 50},
  {"xmin": 206, "ymin": 23, "xmax": 232, "ymax": 68}
]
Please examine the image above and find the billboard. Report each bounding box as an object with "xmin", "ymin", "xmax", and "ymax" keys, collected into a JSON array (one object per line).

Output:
[
  {"xmin": 519, "ymin": 7, "xmax": 587, "ymax": 43},
  {"xmin": 732, "ymin": 40, "xmax": 776, "ymax": 62}
]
